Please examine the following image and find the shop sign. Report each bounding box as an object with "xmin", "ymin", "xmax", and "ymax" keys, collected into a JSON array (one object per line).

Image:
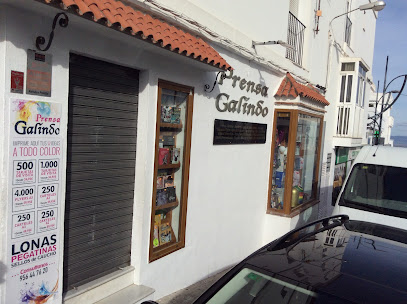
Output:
[
  {"xmin": 215, "ymin": 70, "xmax": 269, "ymax": 117},
  {"xmin": 326, "ymin": 153, "xmax": 332, "ymax": 173},
  {"xmin": 348, "ymin": 148, "xmax": 360, "ymax": 161},
  {"xmin": 335, "ymin": 147, "xmax": 348, "ymax": 164},
  {"xmin": 6, "ymin": 99, "xmax": 62, "ymax": 304},
  {"xmin": 26, "ymin": 50, "xmax": 52, "ymax": 97},
  {"xmin": 213, "ymin": 119, "xmax": 267, "ymax": 144},
  {"xmin": 11, "ymin": 71, "xmax": 24, "ymax": 94}
]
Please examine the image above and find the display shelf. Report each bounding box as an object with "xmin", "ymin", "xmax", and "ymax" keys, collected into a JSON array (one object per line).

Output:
[
  {"xmin": 158, "ymin": 163, "xmax": 181, "ymax": 170},
  {"xmin": 160, "ymin": 122, "xmax": 183, "ymax": 129},
  {"xmin": 150, "ymin": 80, "xmax": 193, "ymax": 262},
  {"xmin": 156, "ymin": 200, "xmax": 179, "ymax": 211}
]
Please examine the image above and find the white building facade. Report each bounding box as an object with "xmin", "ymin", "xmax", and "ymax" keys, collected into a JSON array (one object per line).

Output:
[{"xmin": 0, "ymin": 0, "xmax": 379, "ymax": 303}]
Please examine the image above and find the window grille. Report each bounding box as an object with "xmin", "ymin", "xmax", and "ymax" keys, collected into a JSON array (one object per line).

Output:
[{"xmin": 286, "ymin": 12, "xmax": 305, "ymax": 66}]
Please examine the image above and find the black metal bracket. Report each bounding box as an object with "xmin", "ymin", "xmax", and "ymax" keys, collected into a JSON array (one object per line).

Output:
[
  {"xmin": 36, "ymin": 12, "xmax": 69, "ymax": 52},
  {"xmin": 204, "ymin": 71, "xmax": 226, "ymax": 93}
]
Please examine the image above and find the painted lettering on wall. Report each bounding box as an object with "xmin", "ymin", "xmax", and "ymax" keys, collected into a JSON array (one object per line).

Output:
[{"xmin": 215, "ymin": 70, "xmax": 269, "ymax": 117}]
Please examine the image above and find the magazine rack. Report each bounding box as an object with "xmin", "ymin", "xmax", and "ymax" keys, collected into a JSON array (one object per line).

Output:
[{"xmin": 149, "ymin": 80, "xmax": 193, "ymax": 262}]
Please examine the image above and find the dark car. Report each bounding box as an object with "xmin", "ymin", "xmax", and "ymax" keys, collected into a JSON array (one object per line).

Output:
[{"xmin": 192, "ymin": 215, "xmax": 407, "ymax": 303}]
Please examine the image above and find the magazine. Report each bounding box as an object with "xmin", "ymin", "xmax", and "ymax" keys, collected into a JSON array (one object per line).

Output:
[
  {"xmin": 161, "ymin": 106, "xmax": 172, "ymax": 123},
  {"xmin": 166, "ymin": 186, "xmax": 176, "ymax": 203},
  {"xmin": 157, "ymin": 175, "xmax": 165, "ymax": 189},
  {"xmin": 156, "ymin": 189, "xmax": 168, "ymax": 207},
  {"xmin": 171, "ymin": 107, "xmax": 181, "ymax": 124},
  {"xmin": 164, "ymin": 175, "xmax": 174, "ymax": 188},
  {"xmin": 159, "ymin": 222, "xmax": 172, "ymax": 245},
  {"xmin": 163, "ymin": 135, "xmax": 175, "ymax": 146},
  {"xmin": 158, "ymin": 148, "xmax": 170, "ymax": 165},
  {"xmin": 171, "ymin": 148, "xmax": 180, "ymax": 164},
  {"xmin": 153, "ymin": 215, "xmax": 161, "ymax": 248}
]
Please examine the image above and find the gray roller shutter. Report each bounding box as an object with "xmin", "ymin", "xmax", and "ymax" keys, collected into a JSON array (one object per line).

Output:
[{"xmin": 64, "ymin": 54, "xmax": 139, "ymax": 292}]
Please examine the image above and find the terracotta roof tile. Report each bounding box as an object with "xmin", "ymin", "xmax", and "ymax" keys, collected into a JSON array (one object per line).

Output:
[
  {"xmin": 72, "ymin": 0, "xmax": 90, "ymax": 14},
  {"xmin": 275, "ymin": 73, "xmax": 329, "ymax": 106},
  {"xmin": 42, "ymin": 0, "xmax": 231, "ymax": 70},
  {"xmin": 87, "ymin": 4, "xmax": 105, "ymax": 21}
]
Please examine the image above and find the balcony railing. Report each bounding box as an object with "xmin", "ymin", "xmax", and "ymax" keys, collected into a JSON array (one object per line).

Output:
[
  {"xmin": 336, "ymin": 106, "xmax": 351, "ymax": 136},
  {"xmin": 345, "ymin": 16, "xmax": 352, "ymax": 45},
  {"xmin": 286, "ymin": 12, "xmax": 305, "ymax": 66}
]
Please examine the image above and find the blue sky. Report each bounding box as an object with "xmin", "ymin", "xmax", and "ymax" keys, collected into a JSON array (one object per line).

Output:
[{"xmin": 372, "ymin": 1, "xmax": 407, "ymax": 136}]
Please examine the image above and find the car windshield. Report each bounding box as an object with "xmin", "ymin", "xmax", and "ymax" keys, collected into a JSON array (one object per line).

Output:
[
  {"xmin": 206, "ymin": 268, "xmax": 345, "ymax": 304},
  {"xmin": 342, "ymin": 163, "xmax": 407, "ymax": 217}
]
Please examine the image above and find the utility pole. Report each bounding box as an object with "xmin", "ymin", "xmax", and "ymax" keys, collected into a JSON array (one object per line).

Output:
[{"xmin": 377, "ymin": 56, "xmax": 389, "ymax": 145}]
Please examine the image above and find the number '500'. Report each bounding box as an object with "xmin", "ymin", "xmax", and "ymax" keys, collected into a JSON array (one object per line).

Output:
[{"xmin": 16, "ymin": 162, "xmax": 33, "ymax": 170}]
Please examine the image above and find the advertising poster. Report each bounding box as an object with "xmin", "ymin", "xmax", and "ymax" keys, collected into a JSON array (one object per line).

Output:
[
  {"xmin": 6, "ymin": 99, "xmax": 62, "ymax": 304},
  {"xmin": 11, "ymin": 71, "xmax": 24, "ymax": 94}
]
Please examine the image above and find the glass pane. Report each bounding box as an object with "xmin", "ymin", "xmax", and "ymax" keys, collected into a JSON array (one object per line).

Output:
[
  {"xmin": 344, "ymin": 108, "xmax": 349, "ymax": 135},
  {"xmin": 356, "ymin": 76, "xmax": 360, "ymax": 105},
  {"xmin": 341, "ymin": 62, "xmax": 355, "ymax": 71},
  {"xmin": 339, "ymin": 75, "xmax": 346, "ymax": 102},
  {"xmin": 342, "ymin": 164, "xmax": 407, "ymax": 216},
  {"xmin": 359, "ymin": 64, "xmax": 367, "ymax": 76},
  {"xmin": 291, "ymin": 114, "xmax": 320, "ymax": 208},
  {"xmin": 346, "ymin": 75, "xmax": 353, "ymax": 102},
  {"xmin": 270, "ymin": 113, "xmax": 291, "ymax": 210},
  {"xmin": 338, "ymin": 108, "xmax": 343, "ymax": 135},
  {"xmin": 153, "ymin": 88, "xmax": 189, "ymax": 250}
]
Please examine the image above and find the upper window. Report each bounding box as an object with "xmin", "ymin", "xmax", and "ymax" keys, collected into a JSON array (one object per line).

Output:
[
  {"xmin": 286, "ymin": 0, "xmax": 305, "ymax": 66},
  {"xmin": 338, "ymin": 61, "xmax": 367, "ymax": 106},
  {"xmin": 356, "ymin": 65, "xmax": 367, "ymax": 107},
  {"xmin": 341, "ymin": 62, "xmax": 355, "ymax": 71},
  {"xmin": 339, "ymin": 74, "xmax": 353, "ymax": 103},
  {"xmin": 268, "ymin": 110, "xmax": 322, "ymax": 216}
]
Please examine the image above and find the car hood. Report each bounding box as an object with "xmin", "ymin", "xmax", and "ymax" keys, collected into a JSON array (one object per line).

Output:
[{"xmin": 246, "ymin": 221, "xmax": 407, "ymax": 303}]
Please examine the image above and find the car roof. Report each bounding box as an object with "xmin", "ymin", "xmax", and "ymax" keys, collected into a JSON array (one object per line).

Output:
[
  {"xmin": 245, "ymin": 220, "xmax": 407, "ymax": 303},
  {"xmin": 355, "ymin": 145, "xmax": 407, "ymax": 168}
]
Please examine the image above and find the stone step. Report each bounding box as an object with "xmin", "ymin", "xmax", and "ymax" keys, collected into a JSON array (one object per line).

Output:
[
  {"xmin": 95, "ymin": 284, "xmax": 155, "ymax": 304},
  {"xmin": 64, "ymin": 266, "xmax": 154, "ymax": 304}
]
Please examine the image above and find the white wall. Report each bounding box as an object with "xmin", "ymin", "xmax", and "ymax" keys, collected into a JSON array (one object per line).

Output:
[
  {"xmin": 0, "ymin": 0, "xmax": 380, "ymax": 301},
  {"xmin": 0, "ymin": 1, "xmax": 285, "ymax": 300},
  {"xmin": 0, "ymin": 6, "xmax": 8, "ymax": 299}
]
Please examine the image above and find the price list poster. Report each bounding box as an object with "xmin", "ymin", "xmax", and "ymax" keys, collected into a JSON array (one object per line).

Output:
[{"xmin": 6, "ymin": 99, "xmax": 63, "ymax": 303}]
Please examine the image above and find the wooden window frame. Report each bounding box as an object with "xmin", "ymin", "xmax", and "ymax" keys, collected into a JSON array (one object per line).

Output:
[
  {"xmin": 267, "ymin": 109, "xmax": 323, "ymax": 217},
  {"xmin": 149, "ymin": 80, "xmax": 193, "ymax": 262}
]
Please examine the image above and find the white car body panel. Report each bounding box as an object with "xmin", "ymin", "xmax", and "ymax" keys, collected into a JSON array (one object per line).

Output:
[{"xmin": 332, "ymin": 145, "xmax": 407, "ymax": 230}]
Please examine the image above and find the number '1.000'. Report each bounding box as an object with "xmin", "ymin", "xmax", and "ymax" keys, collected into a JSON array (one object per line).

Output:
[{"xmin": 40, "ymin": 161, "xmax": 58, "ymax": 168}]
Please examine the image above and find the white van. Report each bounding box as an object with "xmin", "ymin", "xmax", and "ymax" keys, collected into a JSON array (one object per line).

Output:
[{"xmin": 332, "ymin": 145, "xmax": 407, "ymax": 230}]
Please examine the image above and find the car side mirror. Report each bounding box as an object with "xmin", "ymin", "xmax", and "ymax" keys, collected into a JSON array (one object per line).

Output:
[{"xmin": 332, "ymin": 187, "xmax": 341, "ymax": 206}]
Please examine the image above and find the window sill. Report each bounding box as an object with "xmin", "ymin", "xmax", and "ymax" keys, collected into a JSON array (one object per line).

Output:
[
  {"xmin": 63, "ymin": 266, "xmax": 135, "ymax": 303},
  {"xmin": 266, "ymin": 199, "xmax": 319, "ymax": 218},
  {"xmin": 149, "ymin": 240, "xmax": 185, "ymax": 262}
]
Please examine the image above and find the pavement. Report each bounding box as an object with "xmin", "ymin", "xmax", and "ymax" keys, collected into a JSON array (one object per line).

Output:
[{"xmin": 156, "ymin": 267, "xmax": 233, "ymax": 304}]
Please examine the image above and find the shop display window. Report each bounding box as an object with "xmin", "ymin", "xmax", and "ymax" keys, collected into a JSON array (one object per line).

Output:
[
  {"xmin": 149, "ymin": 80, "xmax": 193, "ymax": 262},
  {"xmin": 268, "ymin": 110, "xmax": 322, "ymax": 216}
]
